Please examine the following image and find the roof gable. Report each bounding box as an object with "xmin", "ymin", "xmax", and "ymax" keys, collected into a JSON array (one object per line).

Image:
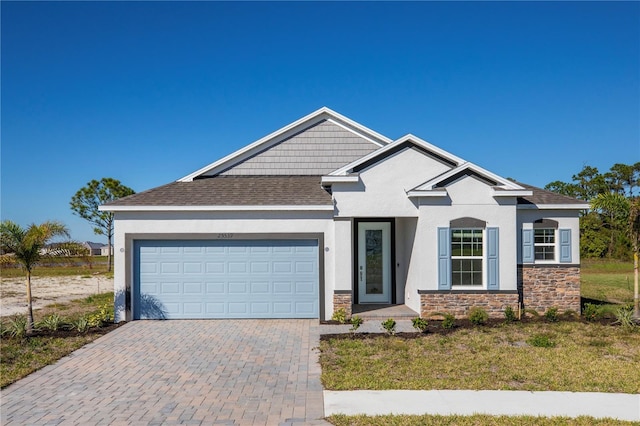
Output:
[
  {"xmin": 327, "ymin": 134, "xmax": 464, "ymax": 177},
  {"xmin": 179, "ymin": 107, "xmax": 391, "ymax": 182}
]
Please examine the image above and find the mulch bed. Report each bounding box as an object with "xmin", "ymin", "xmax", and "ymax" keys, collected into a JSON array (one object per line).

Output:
[{"xmin": 320, "ymin": 316, "xmax": 621, "ymax": 341}]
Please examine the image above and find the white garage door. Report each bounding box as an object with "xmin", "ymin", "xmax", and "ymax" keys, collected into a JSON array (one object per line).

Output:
[{"xmin": 134, "ymin": 239, "xmax": 319, "ymax": 319}]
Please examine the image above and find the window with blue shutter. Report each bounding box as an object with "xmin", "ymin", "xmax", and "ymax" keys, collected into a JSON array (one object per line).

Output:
[
  {"xmin": 559, "ymin": 229, "xmax": 572, "ymax": 263},
  {"xmin": 437, "ymin": 227, "xmax": 451, "ymax": 290},
  {"xmin": 487, "ymin": 227, "xmax": 499, "ymax": 290},
  {"xmin": 522, "ymin": 229, "xmax": 534, "ymax": 263}
]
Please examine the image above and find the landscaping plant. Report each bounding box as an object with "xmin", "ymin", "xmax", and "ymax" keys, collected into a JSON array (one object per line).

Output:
[
  {"xmin": 0, "ymin": 220, "xmax": 70, "ymax": 334},
  {"xmin": 332, "ymin": 307, "xmax": 348, "ymax": 324},
  {"xmin": 583, "ymin": 303, "xmax": 601, "ymax": 322},
  {"xmin": 38, "ymin": 314, "xmax": 64, "ymax": 331},
  {"xmin": 468, "ymin": 307, "xmax": 488, "ymax": 326},
  {"xmin": 504, "ymin": 306, "xmax": 517, "ymax": 323},
  {"xmin": 544, "ymin": 307, "xmax": 559, "ymax": 322},
  {"xmin": 381, "ymin": 318, "xmax": 396, "ymax": 335},
  {"xmin": 411, "ymin": 317, "xmax": 428, "ymax": 333},
  {"xmin": 441, "ymin": 313, "xmax": 456, "ymax": 329},
  {"xmin": 350, "ymin": 315, "xmax": 363, "ymax": 333}
]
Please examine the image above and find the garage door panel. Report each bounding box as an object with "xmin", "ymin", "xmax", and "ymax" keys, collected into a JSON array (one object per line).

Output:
[
  {"xmin": 206, "ymin": 262, "xmax": 225, "ymax": 273},
  {"xmin": 134, "ymin": 239, "xmax": 319, "ymax": 319}
]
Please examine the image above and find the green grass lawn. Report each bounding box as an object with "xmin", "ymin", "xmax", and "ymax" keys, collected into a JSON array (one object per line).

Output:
[
  {"xmin": 581, "ymin": 259, "xmax": 635, "ymax": 305},
  {"xmin": 320, "ymin": 321, "xmax": 640, "ymax": 393}
]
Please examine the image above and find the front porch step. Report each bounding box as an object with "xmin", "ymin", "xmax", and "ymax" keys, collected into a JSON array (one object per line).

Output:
[{"xmin": 351, "ymin": 304, "xmax": 418, "ymax": 320}]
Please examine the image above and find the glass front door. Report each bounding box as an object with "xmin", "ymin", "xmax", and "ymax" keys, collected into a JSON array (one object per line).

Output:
[{"xmin": 357, "ymin": 222, "xmax": 391, "ymax": 303}]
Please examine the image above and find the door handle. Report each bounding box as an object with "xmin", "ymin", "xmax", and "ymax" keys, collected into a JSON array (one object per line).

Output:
[{"xmin": 360, "ymin": 271, "xmax": 363, "ymax": 281}]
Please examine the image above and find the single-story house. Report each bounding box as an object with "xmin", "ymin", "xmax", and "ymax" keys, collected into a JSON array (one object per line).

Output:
[
  {"xmin": 101, "ymin": 108, "xmax": 588, "ymax": 322},
  {"xmin": 84, "ymin": 241, "xmax": 104, "ymax": 256},
  {"xmin": 100, "ymin": 244, "xmax": 114, "ymax": 257}
]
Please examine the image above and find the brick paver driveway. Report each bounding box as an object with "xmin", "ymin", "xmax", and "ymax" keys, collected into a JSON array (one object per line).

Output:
[{"xmin": 1, "ymin": 320, "xmax": 328, "ymax": 425}]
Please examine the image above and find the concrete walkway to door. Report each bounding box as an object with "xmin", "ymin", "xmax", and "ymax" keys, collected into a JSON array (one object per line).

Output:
[{"xmin": 0, "ymin": 320, "xmax": 329, "ymax": 426}]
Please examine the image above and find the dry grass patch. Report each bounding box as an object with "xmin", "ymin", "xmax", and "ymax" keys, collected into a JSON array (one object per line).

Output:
[
  {"xmin": 319, "ymin": 322, "xmax": 640, "ymax": 393},
  {"xmin": 327, "ymin": 414, "xmax": 637, "ymax": 426}
]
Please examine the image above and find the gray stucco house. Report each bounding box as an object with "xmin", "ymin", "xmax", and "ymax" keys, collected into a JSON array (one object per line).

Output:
[{"xmin": 102, "ymin": 108, "xmax": 588, "ymax": 322}]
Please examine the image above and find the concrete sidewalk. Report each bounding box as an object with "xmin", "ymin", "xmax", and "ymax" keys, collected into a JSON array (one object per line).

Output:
[{"xmin": 324, "ymin": 390, "xmax": 640, "ymax": 421}]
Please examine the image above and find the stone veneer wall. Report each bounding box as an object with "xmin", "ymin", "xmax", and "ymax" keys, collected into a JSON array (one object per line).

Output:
[
  {"xmin": 521, "ymin": 265, "xmax": 581, "ymax": 314},
  {"xmin": 418, "ymin": 291, "xmax": 519, "ymax": 319},
  {"xmin": 333, "ymin": 291, "xmax": 352, "ymax": 318}
]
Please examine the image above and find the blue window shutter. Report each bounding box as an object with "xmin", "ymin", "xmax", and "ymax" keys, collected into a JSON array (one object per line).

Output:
[
  {"xmin": 522, "ymin": 229, "xmax": 534, "ymax": 263},
  {"xmin": 559, "ymin": 229, "xmax": 572, "ymax": 263},
  {"xmin": 437, "ymin": 227, "xmax": 451, "ymax": 290},
  {"xmin": 487, "ymin": 227, "xmax": 499, "ymax": 290}
]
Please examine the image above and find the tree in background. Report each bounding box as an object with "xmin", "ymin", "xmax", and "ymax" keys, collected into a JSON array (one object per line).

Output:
[
  {"xmin": 70, "ymin": 178, "xmax": 135, "ymax": 272},
  {"xmin": 545, "ymin": 162, "xmax": 639, "ymax": 260},
  {"xmin": 591, "ymin": 193, "xmax": 631, "ymax": 259},
  {"xmin": 0, "ymin": 220, "xmax": 70, "ymax": 334},
  {"xmin": 629, "ymin": 198, "xmax": 640, "ymax": 319}
]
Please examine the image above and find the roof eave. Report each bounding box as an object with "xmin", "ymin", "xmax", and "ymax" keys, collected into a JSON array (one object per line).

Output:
[{"xmin": 516, "ymin": 203, "xmax": 590, "ymax": 210}]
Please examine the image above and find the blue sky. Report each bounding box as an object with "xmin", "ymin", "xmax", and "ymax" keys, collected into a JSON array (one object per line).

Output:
[{"xmin": 2, "ymin": 1, "xmax": 639, "ymax": 243}]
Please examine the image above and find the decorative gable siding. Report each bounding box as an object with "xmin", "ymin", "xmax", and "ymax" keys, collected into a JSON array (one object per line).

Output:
[{"xmin": 219, "ymin": 120, "xmax": 379, "ymax": 176}]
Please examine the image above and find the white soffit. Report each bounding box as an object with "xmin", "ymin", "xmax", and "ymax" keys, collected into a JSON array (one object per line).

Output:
[{"xmin": 178, "ymin": 107, "xmax": 392, "ymax": 182}]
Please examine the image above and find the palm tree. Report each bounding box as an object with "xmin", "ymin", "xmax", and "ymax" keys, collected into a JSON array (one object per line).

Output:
[{"xmin": 0, "ymin": 220, "xmax": 70, "ymax": 334}]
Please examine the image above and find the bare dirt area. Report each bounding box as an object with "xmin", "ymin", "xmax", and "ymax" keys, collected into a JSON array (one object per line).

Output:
[{"xmin": 0, "ymin": 275, "xmax": 113, "ymax": 317}]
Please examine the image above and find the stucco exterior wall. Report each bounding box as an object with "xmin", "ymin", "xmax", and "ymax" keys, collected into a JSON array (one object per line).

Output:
[
  {"xmin": 517, "ymin": 209, "xmax": 581, "ymax": 264},
  {"xmin": 415, "ymin": 177, "xmax": 520, "ymax": 296},
  {"xmin": 112, "ymin": 210, "xmax": 335, "ymax": 322},
  {"xmin": 332, "ymin": 147, "xmax": 450, "ymax": 218}
]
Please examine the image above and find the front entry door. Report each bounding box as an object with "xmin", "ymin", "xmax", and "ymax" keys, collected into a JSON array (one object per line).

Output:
[{"xmin": 357, "ymin": 222, "xmax": 391, "ymax": 303}]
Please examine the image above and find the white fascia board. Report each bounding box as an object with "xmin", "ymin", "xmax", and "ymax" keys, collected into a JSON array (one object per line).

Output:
[
  {"xmin": 328, "ymin": 133, "xmax": 465, "ymax": 177},
  {"xmin": 178, "ymin": 107, "xmax": 391, "ymax": 182},
  {"xmin": 397, "ymin": 134, "xmax": 466, "ymax": 166},
  {"xmin": 517, "ymin": 203, "xmax": 590, "ymax": 210},
  {"xmin": 413, "ymin": 162, "xmax": 523, "ymax": 191},
  {"xmin": 320, "ymin": 175, "xmax": 360, "ymax": 185},
  {"xmin": 492, "ymin": 189, "xmax": 533, "ymax": 197},
  {"xmin": 99, "ymin": 205, "xmax": 335, "ymax": 212}
]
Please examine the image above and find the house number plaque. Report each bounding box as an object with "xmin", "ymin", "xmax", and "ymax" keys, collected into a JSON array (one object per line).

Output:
[{"xmin": 217, "ymin": 233, "xmax": 234, "ymax": 239}]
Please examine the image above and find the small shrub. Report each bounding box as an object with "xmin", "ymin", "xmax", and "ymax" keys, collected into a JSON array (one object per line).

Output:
[
  {"xmin": 350, "ymin": 315, "xmax": 363, "ymax": 332},
  {"xmin": 381, "ymin": 318, "xmax": 396, "ymax": 335},
  {"xmin": 504, "ymin": 306, "xmax": 517, "ymax": 323},
  {"xmin": 527, "ymin": 333, "xmax": 556, "ymax": 348},
  {"xmin": 468, "ymin": 307, "xmax": 489, "ymax": 326},
  {"xmin": 583, "ymin": 303, "xmax": 602, "ymax": 322},
  {"xmin": 7, "ymin": 316, "xmax": 28, "ymax": 338},
  {"xmin": 0, "ymin": 321, "xmax": 7, "ymax": 337},
  {"xmin": 332, "ymin": 308, "xmax": 347, "ymax": 324},
  {"xmin": 38, "ymin": 314, "xmax": 64, "ymax": 331},
  {"xmin": 411, "ymin": 317, "xmax": 429, "ymax": 333},
  {"xmin": 613, "ymin": 306, "xmax": 637, "ymax": 331},
  {"xmin": 544, "ymin": 307, "xmax": 559, "ymax": 323},
  {"xmin": 87, "ymin": 303, "xmax": 114, "ymax": 328},
  {"xmin": 72, "ymin": 317, "xmax": 90, "ymax": 333},
  {"xmin": 442, "ymin": 313, "xmax": 456, "ymax": 329}
]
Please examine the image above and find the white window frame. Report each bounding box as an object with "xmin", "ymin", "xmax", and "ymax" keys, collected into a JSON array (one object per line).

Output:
[
  {"xmin": 534, "ymin": 228, "xmax": 556, "ymax": 263},
  {"xmin": 450, "ymin": 228, "xmax": 485, "ymax": 288}
]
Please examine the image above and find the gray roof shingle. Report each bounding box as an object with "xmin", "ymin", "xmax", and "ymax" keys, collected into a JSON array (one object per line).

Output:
[
  {"xmin": 104, "ymin": 176, "xmax": 332, "ymax": 207},
  {"xmin": 516, "ymin": 182, "xmax": 587, "ymax": 206}
]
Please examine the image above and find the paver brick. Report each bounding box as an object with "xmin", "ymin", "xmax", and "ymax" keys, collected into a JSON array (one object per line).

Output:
[{"xmin": 0, "ymin": 320, "xmax": 329, "ymax": 425}]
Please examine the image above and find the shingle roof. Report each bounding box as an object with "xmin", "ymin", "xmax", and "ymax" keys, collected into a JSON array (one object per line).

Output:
[
  {"xmin": 104, "ymin": 176, "xmax": 333, "ymax": 207},
  {"xmin": 516, "ymin": 182, "xmax": 587, "ymax": 206}
]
